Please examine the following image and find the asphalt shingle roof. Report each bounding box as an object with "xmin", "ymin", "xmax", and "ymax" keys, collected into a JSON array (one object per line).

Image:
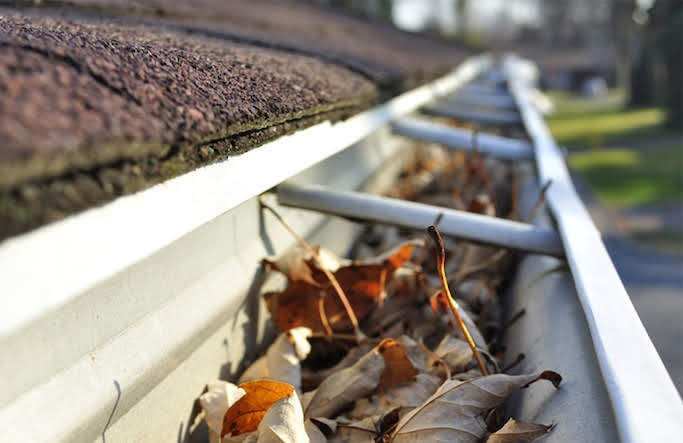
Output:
[{"xmin": 0, "ymin": 1, "xmax": 466, "ymax": 239}]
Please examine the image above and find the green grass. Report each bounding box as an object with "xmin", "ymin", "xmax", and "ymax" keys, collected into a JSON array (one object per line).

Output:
[
  {"xmin": 546, "ymin": 90, "xmax": 668, "ymax": 147},
  {"xmin": 568, "ymin": 144, "xmax": 683, "ymax": 207}
]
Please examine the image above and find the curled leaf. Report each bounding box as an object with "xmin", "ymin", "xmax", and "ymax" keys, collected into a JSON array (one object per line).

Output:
[
  {"xmin": 378, "ymin": 338, "xmax": 419, "ymax": 390},
  {"xmin": 239, "ymin": 327, "xmax": 312, "ymax": 391},
  {"xmin": 305, "ymin": 345, "xmax": 386, "ymax": 418},
  {"xmin": 350, "ymin": 373, "xmax": 442, "ymax": 419},
  {"xmin": 265, "ymin": 241, "xmax": 417, "ymax": 333},
  {"xmin": 199, "ymin": 381, "xmax": 246, "ymax": 443},
  {"xmin": 240, "ymin": 392, "xmax": 312, "ymax": 443},
  {"xmin": 390, "ymin": 371, "xmax": 561, "ymax": 442},
  {"xmin": 264, "ymin": 245, "xmax": 348, "ymax": 286},
  {"xmin": 434, "ymin": 335, "xmax": 473, "ymax": 373},
  {"xmin": 486, "ymin": 418, "xmax": 555, "ymax": 442},
  {"xmin": 222, "ymin": 381, "xmax": 295, "ymax": 438}
]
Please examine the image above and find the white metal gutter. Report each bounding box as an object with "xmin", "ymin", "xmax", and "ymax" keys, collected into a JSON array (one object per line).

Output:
[
  {"xmin": 0, "ymin": 55, "xmax": 491, "ymax": 442},
  {"xmin": 277, "ymin": 183, "xmax": 563, "ymax": 256},
  {"xmin": 504, "ymin": 54, "xmax": 683, "ymax": 442},
  {"xmin": 392, "ymin": 117, "xmax": 534, "ymax": 161},
  {"xmin": 0, "ymin": 54, "xmax": 490, "ymax": 352}
]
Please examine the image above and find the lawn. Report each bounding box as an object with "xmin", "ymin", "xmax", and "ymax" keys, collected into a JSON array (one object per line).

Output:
[
  {"xmin": 547, "ymin": 90, "xmax": 668, "ymax": 147},
  {"xmin": 568, "ymin": 144, "xmax": 682, "ymax": 207},
  {"xmin": 547, "ymin": 90, "xmax": 682, "ymax": 208}
]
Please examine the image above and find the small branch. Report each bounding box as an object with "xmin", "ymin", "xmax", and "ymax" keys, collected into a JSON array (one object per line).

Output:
[
  {"xmin": 416, "ymin": 212, "xmax": 445, "ymax": 266},
  {"xmin": 527, "ymin": 180, "xmax": 552, "ymax": 222},
  {"xmin": 417, "ymin": 341, "xmax": 451, "ymax": 379},
  {"xmin": 502, "ymin": 353, "xmax": 526, "ymax": 373},
  {"xmin": 450, "ymin": 249, "xmax": 508, "ymax": 286},
  {"xmin": 499, "ymin": 308, "xmax": 526, "ymax": 336},
  {"xmin": 317, "ymin": 297, "xmax": 333, "ymax": 336},
  {"xmin": 427, "ymin": 225, "xmax": 488, "ymax": 376},
  {"xmin": 260, "ymin": 198, "xmax": 364, "ymax": 339}
]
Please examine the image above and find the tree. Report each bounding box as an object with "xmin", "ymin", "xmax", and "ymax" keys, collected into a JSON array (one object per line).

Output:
[{"xmin": 650, "ymin": 0, "xmax": 682, "ymax": 128}]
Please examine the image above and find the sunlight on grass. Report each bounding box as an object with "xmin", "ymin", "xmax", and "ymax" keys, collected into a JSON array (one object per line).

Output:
[
  {"xmin": 546, "ymin": 89, "xmax": 667, "ymax": 147},
  {"xmin": 549, "ymin": 107, "xmax": 666, "ymax": 147},
  {"xmin": 569, "ymin": 145, "xmax": 683, "ymax": 207}
]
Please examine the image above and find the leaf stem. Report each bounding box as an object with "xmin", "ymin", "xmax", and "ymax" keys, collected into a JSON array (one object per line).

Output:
[
  {"xmin": 427, "ymin": 225, "xmax": 488, "ymax": 375},
  {"xmin": 260, "ymin": 198, "xmax": 364, "ymax": 339}
]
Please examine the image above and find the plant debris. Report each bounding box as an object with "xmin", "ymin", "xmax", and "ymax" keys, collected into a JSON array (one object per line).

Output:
[{"xmin": 197, "ymin": 145, "xmax": 561, "ymax": 442}]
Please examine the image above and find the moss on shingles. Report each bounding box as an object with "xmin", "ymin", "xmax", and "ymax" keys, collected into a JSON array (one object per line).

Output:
[
  {"xmin": 0, "ymin": 105, "xmax": 367, "ymax": 239},
  {"xmin": 0, "ymin": 11, "xmax": 377, "ymax": 185}
]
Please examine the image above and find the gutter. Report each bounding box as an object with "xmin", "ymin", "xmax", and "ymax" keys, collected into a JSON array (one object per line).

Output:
[{"xmin": 0, "ymin": 55, "xmax": 491, "ymax": 442}]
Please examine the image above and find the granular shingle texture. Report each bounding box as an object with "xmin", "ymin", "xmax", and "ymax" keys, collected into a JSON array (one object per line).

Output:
[
  {"xmin": 0, "ymin": 10, "xmax": 377, "ymax": 238},
  {"xmin": 17, "ymin": 0, "xmax": 468, "ymax": 87},
  {"xmin": 0, "ymin": 1, "xmax": 465, "ymax": 239},
  {"xmin": 0, "ymin": 11, "xmax": 376, "ymax": 186},
  {"xmin": 0, "ymin": 44, "xmax": 166, "ymax": 183}
]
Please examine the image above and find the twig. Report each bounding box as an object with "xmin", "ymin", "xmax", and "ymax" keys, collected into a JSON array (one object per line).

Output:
[
  {"xmin": 260, "ymin": 198, "xmax": 364, "ymax": 339},
  {"xmin": 502, "ymin": 353, "xmax": 526, "ymax": 373},
  {"xmin": 416, "ymin": 212, "xmax": 444, "ymax": 266},
  {"xmin": 450, "ymin": 249, "xmax": 508, "ymax": 285},
  {"xmin": 309, "ymin": 333, "xmax": 381, "ymax": 346},
  {"xmin": 427, "ymin": 225, "xmax": 488, "ymax": 375},
  {"xmin": 499, "ymin": 308, "xmax": 526, "ymax": 336},
  {"xmin": 417, "ymin": 341, "xmax": 451, "ymax": 379},
  {"xmin": 317, "ymin": 297, "xmax": 333, "ymax": 336},
  {"xmin": 477, "ymin": 347, "xmax": 502, "ymax": 373},
  {"xmin": 508, "ymin": 173, "xmax": 519, "ymax": 220},
  {"xmin": 527, "ymin": 179, "xmax": 552, "ymax": 222}
]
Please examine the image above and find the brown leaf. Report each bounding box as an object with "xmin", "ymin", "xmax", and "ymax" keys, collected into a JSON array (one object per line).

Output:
[
  {"xmin": 264, "ymin": 245, "xmax": 348, "ymax": 286},
  {"xmin": 329, "ymin": 409, "xmax": 400, "ymax": 443},
  {"xmin": 390, "ymin": 372, "xmax": 561, "ymax": 442},
  {"xmin": 378, "ymin": 338, "xmax": 419, "ymax": 390},
  {"xmin": 265, "ymin": 242, "xmax": 417, "ymax": 333},
  {"xmin": 240, "ymin": 393, "xmax": 308, "ymax": 443},
  {"xmin": 434, "ymin": 335, "xmax": 473, "ymax": 373},
  {"xmin": 487, "ymin": 418, "xmax": 555, "ymax": 442},
  {"xmin": 199, "ymin": 381, "xmax": 246, "ymax": 443},
  {"xmin": 350, "ymin": 373, "xmax": 442, "ymax": 419},
  {"xmin": 304, "ymin": 345, "xmax": 386, "ymax": 418},
  {"xmin": 303, "ymin": 344, "xmax": 374, "ymax": 390},
  {"xmin": 222, "ymin": 380, "xmax": 295, "ymax": 438}
]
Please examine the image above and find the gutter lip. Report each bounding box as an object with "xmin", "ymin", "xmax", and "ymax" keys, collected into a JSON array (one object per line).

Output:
[
  {"xmin": 504, "ymin": 54, "xmax": 683, "ymax": 442},
  {"xmin": 0, "ymin": 54, "xmax": 491, "ymax": 341}
]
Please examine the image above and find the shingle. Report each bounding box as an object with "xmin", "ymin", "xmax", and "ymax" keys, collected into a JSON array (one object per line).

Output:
[
  {"xmin": 0, "ymin": 11, "xmax": 376, "ymax": 186},
  {"xmin": 15, "ymin": 0, "xmax": 468, "ymax": 87}
]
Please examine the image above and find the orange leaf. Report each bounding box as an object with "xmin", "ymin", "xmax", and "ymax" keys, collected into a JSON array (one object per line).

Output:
[
  {"xmin": 378, "ymin": 338, "xmax": 418, "ymax": 390},
  {"xmin": 221, "ymin": 380, "xmax": 295, "ymax": 438},
  {"xmin": 265, "ymin": 242, "xmax": 417, "ymax": 333}
]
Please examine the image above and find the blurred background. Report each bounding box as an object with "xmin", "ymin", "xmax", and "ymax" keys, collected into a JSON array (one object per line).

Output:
[{"xmin": 315, "ymin": 0, "xmax": 683, "ymax": 390}]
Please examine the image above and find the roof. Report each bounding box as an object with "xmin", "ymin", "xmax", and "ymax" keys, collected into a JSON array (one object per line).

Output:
[{"xmin": 0, "ymin": 1, "xmax": 466, "ymax": 239}]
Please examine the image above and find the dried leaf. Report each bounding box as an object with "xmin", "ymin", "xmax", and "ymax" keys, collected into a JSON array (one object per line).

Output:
[
  {"xmin": 222, "ymin": 381, "xmax": 295, "ymax": 438},
  {"xmin": 240, "ymin": 392, "xmax": 322, "ymax": 443},
  {"xmin": 304, "ymin": 419, "xmax": 328, "ymax": 443},
  {"xmin": 487, "ymin": 418, "xmax": 554, "ymax": 442},
  {"xmin": 199, "ymin": 381, "xmax": 246, "ymax": 443},
  {"xmin": 264, "ymin": 245, "xmax": 348, "ymax": 286},
  {"xmin": 350, "ymin": 373, "xmax": 442, "ymax": 419},
  {"xmin": 434, "ymin": 335, "xmax": 473, "ymax": 373},
  {"xmin": 265, "ymin": 242, "xmax": 416, "ymax": 333},
  {"xmin": 303, "ymin": 344, "xmax": 373, "ymax": 389},
  {"xmin": 304, "ymin": 345, "xmax": 386, "ymax": 418},
  {"xmin": 378, "ymin": 338, "xmax": 419, "ymax": 390},
  {"xmin": 390, "ymin": 371, "xmax": 561, "ymax": 442},
  {"xmin": 239, "ymin": 328, "xmax": 312, "ymax": 391},
  {"xmin": 330, "ymin": 410, "xmax": 400, "ymax": 443}
]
